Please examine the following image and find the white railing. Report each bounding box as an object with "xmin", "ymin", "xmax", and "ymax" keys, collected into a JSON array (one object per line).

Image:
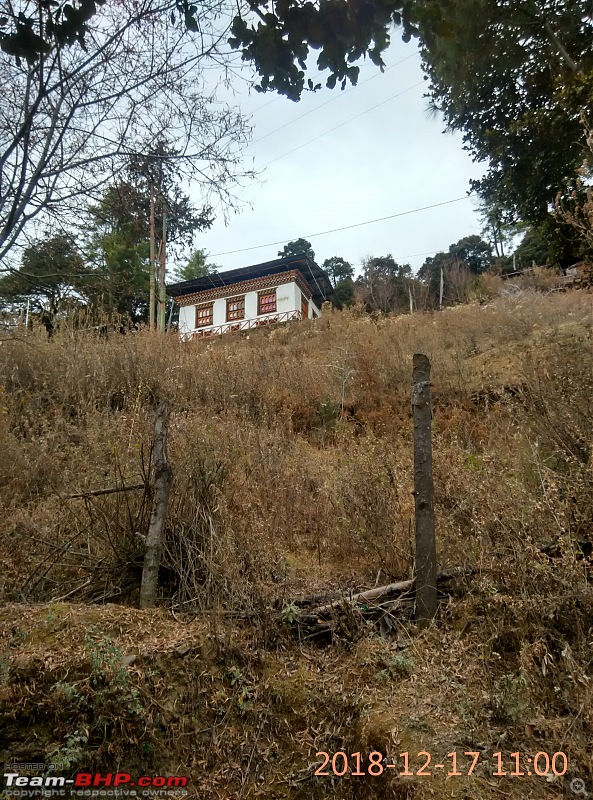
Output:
[{"xmin": 189, "ymin": 310, "xmax": 303, "ymax": 339}]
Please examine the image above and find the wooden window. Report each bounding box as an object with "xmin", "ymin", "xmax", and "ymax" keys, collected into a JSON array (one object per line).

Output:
[
  {"xmin": 226, "ymin": 296, "xmax": 245, "ymax": 321},
  {"xmin": 258, "ymin": 290, "xmax": 276, "ymax": 315},
  {"xmin": 301, "ymin": 294, "xmax": 309, "ymax": 320},
  {"xmin": 195, "ymin": 303, "xmax": 213, "ymax": 328}
]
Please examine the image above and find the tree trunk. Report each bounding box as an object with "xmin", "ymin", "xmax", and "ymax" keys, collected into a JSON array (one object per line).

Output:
[
  {"xmin": 139, "ymin": 400, "xmax": 172, "ymax": 608},
  {"xmin": 412, "ymin": 353, "xmax": 437, "ymax": 627}
]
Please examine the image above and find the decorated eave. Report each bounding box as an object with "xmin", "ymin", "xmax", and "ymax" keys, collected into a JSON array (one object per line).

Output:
[
  {"xmin": 166, "ymin": 254, "xmax": 334, "ymax": 310},
  {"xmin": 173, "ymin": 270, "xmax": 314, "ymax": 308}
]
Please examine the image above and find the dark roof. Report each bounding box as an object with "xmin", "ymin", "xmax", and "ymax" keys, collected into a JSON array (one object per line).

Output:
[{"xmin": 167, "ymin": 254, "xmax": 334, "ymax": 310}]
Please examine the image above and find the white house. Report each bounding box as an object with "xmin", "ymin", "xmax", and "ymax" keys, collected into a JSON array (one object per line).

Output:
[{"xmin": 167, "ymin": 254, "xmax": 334, "ymax": 339}]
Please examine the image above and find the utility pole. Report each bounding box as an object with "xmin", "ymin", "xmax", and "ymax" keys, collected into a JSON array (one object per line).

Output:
[
  {"xmin": 439, "ymin": 266, "xmax": 444, "ymax": 311},
  {"xmin": 149, "ymin": 184, "xmax": 156, "ymax": 330},
  {"xmin": 159, "ymin": 201, "xmax": 167, "ymax": 332}
]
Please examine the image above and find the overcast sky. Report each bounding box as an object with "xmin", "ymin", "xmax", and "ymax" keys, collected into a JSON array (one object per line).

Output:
[{"xmin": 192, "ymin": 37, "xmax": 488, "ymax": 278}]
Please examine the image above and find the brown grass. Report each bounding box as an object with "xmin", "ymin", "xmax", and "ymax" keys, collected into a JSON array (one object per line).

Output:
[{"xmin": 0, "ymin": 289, "xmax": 591, "ymax": 798}]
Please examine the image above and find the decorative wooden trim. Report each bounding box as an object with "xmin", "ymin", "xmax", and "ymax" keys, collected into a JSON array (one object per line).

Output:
[
  {"xmin": 226, "ymin": 295, "xmax": 245, "ymax": 322},
  {"xmin": 195, "ymin": 302, "xmax": 214, "ymax": 329},
  {"xmin": 176, "ymin": 270, "xmax": 312, "ymax": 307},
  {"xmin": 258, "ymin": 288, "xmax": 277, "ymax": 315}
]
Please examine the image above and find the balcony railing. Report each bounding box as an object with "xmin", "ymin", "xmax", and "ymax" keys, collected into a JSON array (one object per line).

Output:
[{"xmin": 189, "ymin": 309, "xmax": 303, "ymax": 339}]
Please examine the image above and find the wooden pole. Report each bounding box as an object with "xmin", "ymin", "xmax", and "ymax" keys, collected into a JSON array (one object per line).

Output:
[
  {"xmin": 139, "ymin": 400, "xmax": 173, "ymax": 609},
  {"xmin": 159, "ymin": 202, "xmax": 167, "ymax": 332},
  {"xmin": 149, "ymin": 184, "xmax": 156, "ymax": 330},
  {"xmin": 412, "ymin": 353, "xmax": 437, "ymax": 627}
]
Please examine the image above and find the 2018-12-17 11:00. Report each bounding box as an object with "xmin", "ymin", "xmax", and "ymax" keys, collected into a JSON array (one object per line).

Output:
[{"xmin": 313, "ymin": 750, "xmax": 568, "ymax": 778}]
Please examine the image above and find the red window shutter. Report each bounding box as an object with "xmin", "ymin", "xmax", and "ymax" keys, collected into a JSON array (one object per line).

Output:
[
  {"xmin": 196, "ymin": 304, "xmax": 213, "ymax": 328},
  {"xmin": 301, "ymin": 295, "xmax": 309, "ymax": 319},
  {"xmin": 258, "ymin": 291, "xmax": 276, "ymax": 315},
  {"xmin": 226, "ymin": 297, "xmax": 245, "ymax": 321}
]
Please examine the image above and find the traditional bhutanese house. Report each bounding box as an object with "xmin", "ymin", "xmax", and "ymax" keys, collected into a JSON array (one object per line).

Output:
[{"xmin": 167, "ymin": 254, "xmax": 334, "ymax": 339}]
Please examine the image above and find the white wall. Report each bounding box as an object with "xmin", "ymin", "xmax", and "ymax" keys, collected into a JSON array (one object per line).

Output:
[
  {"xmin": 178, "ymin": 304, "xmax": 194, "ymax": 336},
  {"xmin": 213, "ymin": 297, "xmax": 226, "ymax": 327},
  {"xmin": 276, "ymin": 283, "xmax": 297, "ymax": 314},
  {"xmin": 178, "ymin": 280, "xmax": 321, "ymax": 337}
]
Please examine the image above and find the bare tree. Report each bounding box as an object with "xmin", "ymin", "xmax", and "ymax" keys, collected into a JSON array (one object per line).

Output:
[
  {"xmin": 0, "ymin": 0, "xmax": 253, "ymax": 264},
  {"xmin": 555, "ymin": 117, "xmax": 593, "ymax": 255},
  {"xmin": 445, "ymin": 258, "xmax": 474, "ymax": 304},
  {"xmin": 357, "ymin": 255, "xmax": 414, "ymax": 314}
]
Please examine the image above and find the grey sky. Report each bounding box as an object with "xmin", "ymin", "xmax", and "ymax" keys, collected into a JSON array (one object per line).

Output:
[{"xmin": 193, "ymin": 38, "xmax": 487, "ymax": 277}]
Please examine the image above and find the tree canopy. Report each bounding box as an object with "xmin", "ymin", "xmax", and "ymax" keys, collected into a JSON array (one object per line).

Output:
[
  {"xmin": 0, "ymin": 233, "xmax": 86, "ymax": 318},
  {"xmin": 0, "ymin": 0, "xmax": 252, "ymax": 262},
  {"xmin": 322, "ymin": 256, "xmax": 354, "ymax": 286},
  {"xmin": 278, "ymin": 238, "xmax": 315, "ymax": 261},
  {"xmin": 3, "ymin": 0, "xmax": 592, "ymax": 270},
  {"xmin": 414, "ymin": 0, "xmax": 593, "ymax": 229},
  {"xmin": 418, "ymin": 235, "xmax": 493, "ymax": 304},
  {"xmin": 357, "ymin": 254, "xmax": 413, "ymax": 313},
  {"xmin": 174, "ymin": 250, "xmax": 220, "ymax": 282},
  {"xmin": 2, "ymin": 0, "xmax": 414, "ymax": 101},
  {"xmin": 322, "ymin": 256, "xmax": 355, "ymax": 306}
]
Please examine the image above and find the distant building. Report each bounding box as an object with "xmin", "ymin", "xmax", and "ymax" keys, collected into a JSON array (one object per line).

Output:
[{"xmin": 167, "ymin": 254, "xmax": 334, "ymax": 339}]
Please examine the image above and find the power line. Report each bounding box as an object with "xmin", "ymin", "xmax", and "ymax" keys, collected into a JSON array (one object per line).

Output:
[
  {"xmin": 247, "ymin": 51, "xmax": 419, "ymax": 119},
  {"xmin": 349, "ymin": 250, "xmax": 445, "ymax": 269},
  {"xmin": 209, "ymin": 195, "xmax": 473, "ymax": 257},
  {"xmin": 260, "ymin": 81, "xmax": 424, "ymax": 168},
  {"xmin": 248, "ymin": 53, "xmax": 418, "ymax": 147}
]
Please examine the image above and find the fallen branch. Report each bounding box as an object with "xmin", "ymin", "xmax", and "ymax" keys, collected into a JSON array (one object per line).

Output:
[
  {"xmin": 51, "ymin": 577, "xmax": 93, "ymax": 602},
  {"xmin": 307, "ymin": 579, "xmax": 414, "ymax": 617},
  {"xmin": 302, "ymin": 567, "xmax": 472, "ymax": 619},
  {"xmin": 67, "ymin": 483, "xmax": 145, "ymax": 499}
]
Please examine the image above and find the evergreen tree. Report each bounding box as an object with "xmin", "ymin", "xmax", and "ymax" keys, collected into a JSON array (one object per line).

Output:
[
  {"xmin": 323, "ymin": 256, "xmax": 355, "ymax": 307},
  {"xmin": 278, "ymin": 239, "xmax": 315, "ymax": 261},
  {"xmin": 174, "ymin": 250, "xmax": 220, "ymax": 282},
  {"xmin": 0, "ymin": 233, "xmax": 86, "ymax": 323}
]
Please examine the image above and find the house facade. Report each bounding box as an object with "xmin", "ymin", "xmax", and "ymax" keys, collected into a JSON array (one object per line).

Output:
[{"xmin": 167, "ymin": 254, "xmax": 334, "ymax": 339}]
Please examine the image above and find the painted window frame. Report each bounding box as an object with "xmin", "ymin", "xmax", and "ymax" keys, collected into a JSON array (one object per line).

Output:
[
  {"xmin": 195, "ymin": 303, "xmax": 214, "ymax": 328},
  {"xmin": 226, "ymin": 295, "xmax": 245, "ymax": 322},
  {"xmin": 257, "ymin": 289, "xmax": 277, "ymax": 315}
]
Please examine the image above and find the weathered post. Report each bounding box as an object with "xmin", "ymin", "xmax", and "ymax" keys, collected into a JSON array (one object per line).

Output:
[
  {"xmin": 140, "ymin": 400, "xmax": 173, "ymax": 608},
  {"xmin": 412, "ymin": 353, "xmax": 437, "ymax": 626},
  {"xmin": 158, "ymin": 201, "xmax": 168, "ymax": 332},
  {"xmin": 149, "ymin": 184, "xmax": 156, "ymax": 330}
]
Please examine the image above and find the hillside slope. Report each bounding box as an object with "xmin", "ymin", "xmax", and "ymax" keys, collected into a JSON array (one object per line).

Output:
[{"xmin": 0, "ymin": 290, "xmax": 591, "ymax": 799}]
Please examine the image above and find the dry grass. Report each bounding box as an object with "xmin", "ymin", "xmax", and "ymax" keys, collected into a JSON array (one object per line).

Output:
[{"xmin": 0, "ymin": 288, "xmax": 591, "ymax": 798}]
